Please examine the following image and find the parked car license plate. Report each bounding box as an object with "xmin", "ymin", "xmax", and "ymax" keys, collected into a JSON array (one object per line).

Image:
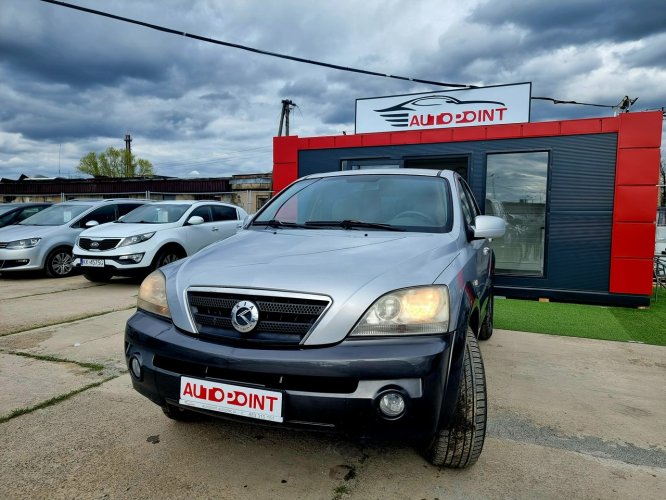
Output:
[
  {"xmin": 179, "ymin": 376, "xmax": 283, "ymax": 422},
  {"xmin": 81, "ymin": 258, "xmax": 105, "ymax": 268}
]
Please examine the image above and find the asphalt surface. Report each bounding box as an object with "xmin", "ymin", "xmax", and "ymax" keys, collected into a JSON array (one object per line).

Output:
[{"xmin": 0, "ymin": 274, "xmax": 664, "ymax": 499}]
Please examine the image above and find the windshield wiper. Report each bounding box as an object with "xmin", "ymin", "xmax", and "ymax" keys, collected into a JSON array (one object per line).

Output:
[
  {"xmin": 252, "ymin": 219, "xmax": 312, "ymax": 229},
  {"xmin": 305, "ymin": 220, "xmax": 404, "ymax": 231}
]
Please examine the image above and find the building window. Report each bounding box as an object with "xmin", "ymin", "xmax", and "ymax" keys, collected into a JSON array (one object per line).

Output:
[{"xmin": 486, "ymin": 151, "xmax": 548, "ymax": 276}]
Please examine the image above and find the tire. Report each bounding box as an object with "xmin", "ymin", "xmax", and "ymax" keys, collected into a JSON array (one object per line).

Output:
[
  {"xmin": 83, "ymin": 270, "xmax": 113, "ymax": 283},
  {"xmin": 478, "ymin": 291, "xmax": 494, "ymax": 341},
  {"xmin": 153, "ymin": 247, "xmax": 184, "ymax": 270},
  {"xmin": 425, "ymin": 326, "xmax": 487, "ymax": 468},
  {"xmin": 44, "ymin": 246, "xmax": 75, "ymax": 278},
  {"xmin": 162, "ymin": 403, "xmax": 200, "ymax": 421}
]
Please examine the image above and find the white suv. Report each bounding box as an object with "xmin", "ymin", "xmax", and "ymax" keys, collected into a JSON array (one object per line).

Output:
[{"xmin": 73, "ymin": 200, "xmax": 248, "ymax": 282}]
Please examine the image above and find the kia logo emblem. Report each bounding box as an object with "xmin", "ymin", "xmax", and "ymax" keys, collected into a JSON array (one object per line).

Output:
[
  {"xmin": 231, "ymin": 300, "xmax": 259, "ymax": 333},
  {"xmin": 90, "ymin": 241, "xmax": 100, "ymax": 248}
]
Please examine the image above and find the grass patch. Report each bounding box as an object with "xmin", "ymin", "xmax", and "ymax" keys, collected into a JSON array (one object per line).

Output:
[
  {"xmin": 3, "ymin": 350, "xmax": 105, "ymax": 372},
  {"xmin": 332, "ymin": 485, "xmax": 351, "ymax": 500},
  {"xmin": 495, "ymin": 292, "xmax": 666, "ymax": 346},
  {"xmin": 0, "ymin": 375, "xmax": 117, "ymax": 424}
]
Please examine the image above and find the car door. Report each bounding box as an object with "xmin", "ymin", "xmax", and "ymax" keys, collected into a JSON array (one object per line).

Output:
[
  {"xmin": 211, "ymin": 205, "xmax": 242, "ymax": 239},
  {"xmin": 184, "ymin": 205, "xmax": 221, "ymax": 253},
  {"xmin": 457, "ymin": 178, "xmax": 491, "ymax": 301}
]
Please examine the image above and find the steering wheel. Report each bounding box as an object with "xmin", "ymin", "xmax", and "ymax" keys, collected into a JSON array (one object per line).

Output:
[{"xmin": 389, "ymin": 210, "xmax": 437, "ymax": 225}]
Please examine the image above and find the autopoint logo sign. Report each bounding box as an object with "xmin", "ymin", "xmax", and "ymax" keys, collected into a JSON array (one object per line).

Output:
[{"xmin": 355, "ymin": 83, "xmax": 531, "ymax": 133}]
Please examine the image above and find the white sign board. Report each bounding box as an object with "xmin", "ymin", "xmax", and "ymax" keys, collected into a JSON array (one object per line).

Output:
[{"xmin": 355, "ymin": 83, "xmax": 531, "ymax": 133}]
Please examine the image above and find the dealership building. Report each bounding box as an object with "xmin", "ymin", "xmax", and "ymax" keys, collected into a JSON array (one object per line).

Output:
[{"xmin": 272, "ymin": 84, "xmax": 663, "ymax": 306}]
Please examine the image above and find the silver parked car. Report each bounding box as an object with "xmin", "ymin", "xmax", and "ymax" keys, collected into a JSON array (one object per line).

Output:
[
  {"xmin": 125, "ymin": 169, "xmax": 505, "ymax": 467},
  {"xmin": 0, "ymin": 199, "xmax": 146, "ymax": 277}
]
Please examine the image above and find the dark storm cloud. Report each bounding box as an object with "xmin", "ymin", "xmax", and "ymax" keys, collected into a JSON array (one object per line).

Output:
[
  {"xmin": 0, "ymin": 0, "xmax": 663, "ymax": 180},
  {"xmin": 470, "ymin": 0, "xmax": 666, "ymax": 46}
]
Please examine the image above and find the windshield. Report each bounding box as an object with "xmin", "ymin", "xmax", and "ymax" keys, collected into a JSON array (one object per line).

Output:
[
  {"xmin": 19, "ymin": 204, "xmax": 92, "ymax": 226},
  {"xmin": 253, "ymin": 174, "xmax": 452, "ymax": 233},
  {"xmin": 0, "ymin": 205, "xmax": 19, "ymax": 216},
  {"xmin": 119, "ymin": 204, "xmax": 189, "ymax": 224}
]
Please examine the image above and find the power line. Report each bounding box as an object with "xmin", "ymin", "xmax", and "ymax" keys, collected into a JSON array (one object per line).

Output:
[
  {"xmin": 531, "ymin": 96, "xmax": 616, "ymax": 109},
  {"xmin": 40, "ymin": 0, "xmax": 473, "ymax": 89},
  {"xmin": 40, "ymin": 0, "xmax": 633, "ymax": 111}
]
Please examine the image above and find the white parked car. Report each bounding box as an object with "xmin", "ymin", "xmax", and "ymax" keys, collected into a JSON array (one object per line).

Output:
[{"xmin": 73, "ymin": 200, "xmax": 248, "ymax": 282}]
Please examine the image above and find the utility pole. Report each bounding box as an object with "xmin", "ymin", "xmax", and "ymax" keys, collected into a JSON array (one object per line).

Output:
[
  {"xmin": 278, "ymin": 99, "xmax": 296, "ymax": 136},
  {"xmin": 124, "ymin": 133, "xmax": 132, "ymax": 177}
]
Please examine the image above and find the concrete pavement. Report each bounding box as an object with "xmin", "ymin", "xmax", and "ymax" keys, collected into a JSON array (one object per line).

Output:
[{"xmin": 0, "ymin": 274, "xmax": 664, "ymax": 499}]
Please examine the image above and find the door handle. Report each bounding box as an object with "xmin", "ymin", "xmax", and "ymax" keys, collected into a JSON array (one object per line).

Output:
[{"xmin": 211, "ymin": 227, "xmax": 219, "ymax": 232}]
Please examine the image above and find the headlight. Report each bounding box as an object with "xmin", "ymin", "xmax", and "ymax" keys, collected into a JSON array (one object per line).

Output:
[
  {"xmin": 137, "ymin": 270, "xmax": 171, "ymax": 319},
  {"xmin": 349, "ymin": 286, "xmax": 449, "ymax": 336},
  {"xmin": 118, "ymin": 232, "xmax": 155, "ymax": 248},
  {"xmin": 6, "ymin": 238, "xmax": 41, "ymax": 249}
]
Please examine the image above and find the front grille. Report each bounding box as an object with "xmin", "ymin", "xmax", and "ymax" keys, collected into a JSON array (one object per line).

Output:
[
  {"xmin": 187, "ymin": 290, "xmax": 330, "ymax": 346},
  {"xmin": 0, "ymin": 242, "xmax": 8, "ymax": 249},
  {"xmin": 153, "ymin": 355, "xmax": 358, "ymax": 393},
  {"xmin": 78, "ymin": 237, "xmax": 121, "ymax": 251}
]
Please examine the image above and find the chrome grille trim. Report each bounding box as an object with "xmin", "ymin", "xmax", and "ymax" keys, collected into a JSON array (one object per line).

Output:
[
  {"xmin": 185, "ymin": 287, "xmax": 332, "ymax": 346},
  {"xmin": 78, "ymin": 237, "xmax": 121, "ymax": 251}
]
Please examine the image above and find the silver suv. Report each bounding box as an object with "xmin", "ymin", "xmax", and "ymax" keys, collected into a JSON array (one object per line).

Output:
[
  {"xmin": 125, "ymin": 169, "xmax": 505, "ymax": 467},
  {"xmin": 0, "ymin": 199, "xmax": 146, "ymax": 278}
]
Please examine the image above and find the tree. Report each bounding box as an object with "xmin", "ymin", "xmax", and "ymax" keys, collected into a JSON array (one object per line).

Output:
[{"xmin": 77, "ymin": 147, "xmax": 155, "ymax": 177}]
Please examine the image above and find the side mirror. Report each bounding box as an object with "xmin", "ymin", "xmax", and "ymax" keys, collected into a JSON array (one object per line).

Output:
[
  {"xmin": 473, "ymin": 215, "xmax": 506, "ymax": 239},
  {"xmin": 85, "ymin": 220, "xmax": 99, "ymax": 228},
  {"xmin": 187, "ymin": 215, "xmax": 205, "ymax": 226}
]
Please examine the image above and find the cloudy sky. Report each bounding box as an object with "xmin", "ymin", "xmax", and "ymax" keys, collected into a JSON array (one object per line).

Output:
[{"xmin": 1, "ymin": 0, "xmax": 664, "ymax": 179}]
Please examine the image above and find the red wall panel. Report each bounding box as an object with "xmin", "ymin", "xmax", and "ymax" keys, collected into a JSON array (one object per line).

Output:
[
  {"xmin": 618, "ymin": 112, "xmax": 663, "ymax": 148},
  {"xmin": 609, "ymin": 258, "xmax": 654, "ymax": 295},
  {"xmin": 560, "ymin": 119, "xmax": 602, "ymax": 135},
  {"xmin": 611, "ymin": 223, "xmax": 658, "ymax": 259},
  {"xmin": 615, "ymin": 149, "xmax": 662, "ymax": 186},
  {"xmin": 613, "ymin": 186, "xmax": 659, "ymax": 222}
]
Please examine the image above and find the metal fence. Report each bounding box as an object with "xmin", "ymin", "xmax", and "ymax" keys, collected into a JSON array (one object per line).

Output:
[{"xmin": 3, "ymin": 190, "xmax": 273, "ymax": 214}]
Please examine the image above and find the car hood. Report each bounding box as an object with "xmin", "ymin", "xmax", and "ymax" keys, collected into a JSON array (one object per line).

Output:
[
  {"xmin": 81, "ymin": 222, "xmax": 176, "ymax": 238},
  {"xmin": 167, "ymin": 228, "xmax": 461, "ymax": 344},
  {"xmin": 0, "ymin": 224, "xmax": 62, "ymax": 241}
]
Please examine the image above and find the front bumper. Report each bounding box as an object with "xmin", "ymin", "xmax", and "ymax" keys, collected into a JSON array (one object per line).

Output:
[
  {"xmin": 73, "ymin": 250, "xmax": 149, "ymax": 272},
  {"xmin": 125, "ymin": 310, "xmax": 455, "ymax": 440},
  {"xmin": 0, "ymin": 247, "xmax": 43, "ymax": 271}
]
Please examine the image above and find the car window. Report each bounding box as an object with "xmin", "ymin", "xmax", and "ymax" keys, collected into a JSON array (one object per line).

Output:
[
  {"xmin": 119, "ymin": 203, "xmax": 144, "ymax": 216},
  {"xmin": 460, "ymin": 180, "xmax": 480, "ymax": 218},
  {"xmin": 190, "ymin": 206, "xmax": 213, "ymax": 223},
  {"xmin": 119, "ymin": 204, "xmax": 190, "ymax": 224},
  {"xmin": 16, "ymin": 207, "xmax": 42, "ymax": 222},
  {"xmin": 19, "ymin": 204, "xmax": 92, "ymax": 226},
  {"xmin": 457, "ymin": 180, "xmax": 476, "ymax": 228},
  {"xmin": 0, "ymin": 209, "xmax": 17, "ymax": 225},
  {"xmin": 75, "ymin": 205, "xmax": 117, "ymax": 228},
  {"xmin": 212, "ymin": 205, "xmax": 238, "ymax": 221}
]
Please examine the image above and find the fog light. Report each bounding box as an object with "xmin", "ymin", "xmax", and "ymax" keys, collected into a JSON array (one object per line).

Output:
[
  {"xmin": 119, "ymin": 253, "xmax": 144, "ymax": 263},
  {"xmin": 129, "ymin": 356, "xmax": 142, "ymax": 380},
  {"xmin": 378, "ymin": 391, "xmax": 406, "ymax": 418}
]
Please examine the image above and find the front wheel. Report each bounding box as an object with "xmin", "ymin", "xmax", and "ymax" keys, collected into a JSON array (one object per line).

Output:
[
  {"xmin": 44, "ymin": 247, "xmax": 75, "ymax": 278},
  {"xmin": 153, "ymin": 247, "xmax": 184, "ymax": 270},
  {"xmin": 424, "ymin": 326, "xmax": 487, "ymax": 468}
]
